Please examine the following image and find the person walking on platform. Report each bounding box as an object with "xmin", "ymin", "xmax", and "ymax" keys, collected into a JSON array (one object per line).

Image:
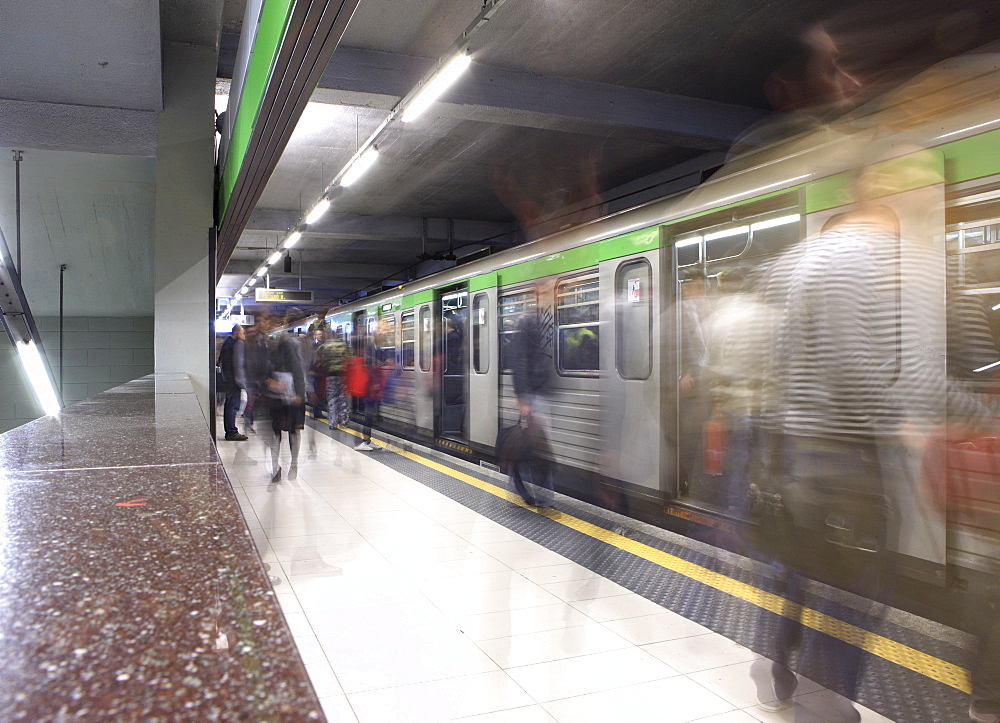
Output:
[
  {"xmin": 316, "ymin": 327, "xmax": 350, "ymax": 428},
  {"xmin": 243, "ymin": 317, "xmax": 271, "ymax": 435},
  {"xmin": 218, "ymin": 323, "xmax": 248, "ymax": 441},
  {"xmin": 509, "ymin": 312, "xmax": 555, "ymax": 508},
  {"xmin": 265, "ymin": 330, "xmax": 306, "ymax": 481},
  {"xmin": 355, "ymin": 325, "xmax": 392, "ymax": 451}
]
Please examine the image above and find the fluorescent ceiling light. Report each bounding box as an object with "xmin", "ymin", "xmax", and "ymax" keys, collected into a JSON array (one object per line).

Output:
[
  {"xmin": 974, "ymin": 359, "xmax": 1000, "ymax": 373},
  {"xmin": 675, "ymin": 237, "xmax": 701, "ymax": 248},
  {"xmin": 257, "ymin": 267, "xmax": 268, "ymax": 278},
  {"xmin": 340, "ymin": 147, "xmax": 379, "ymax": 187},
  {"xmin": 402, "ymin": 53, "xmax": 472, "ymax": 122},
  {"xmin": 704, "ymin": 225, "xmax": 749, "ymax": 242},
  {"xmin": 751, "ymin": 214, "xmax": 800, "ymax": 232},
  {"xmin": 268, "ymin": 251, "xmax": 283, "ymax": 265},
  {"xmin": 248, "ymin": 277, "xmax": 258, "ymax": 286},
  {"xmin": 305, "ymin": 199, "xmax": 330, "ymax": 224},
  {"xmin": 285, "ymin": 231, "xmax": 302, "ymax": 248},
  {"xmin": 16, "ymin": 341, "xmax": 61, "ymax": 416}
]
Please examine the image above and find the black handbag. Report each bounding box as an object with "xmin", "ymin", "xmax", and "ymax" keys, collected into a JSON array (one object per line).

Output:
[{"xmin": 496, "ymin": 419, "xmax": 526, "ymax": 474}]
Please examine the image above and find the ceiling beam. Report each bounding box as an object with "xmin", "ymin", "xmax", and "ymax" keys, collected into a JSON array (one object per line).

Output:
[
  {"xmin": 223, "ymin": 260, "xmax": 397, "ymax": 278},
  {"xmin": 0, "ymin": 99, "xmax": 157, "ymax": 155},
  {"xmin": 310, "ymin": 47, "xmax": 768, "ymax": 150},
  {"xmin": 245, "ymin": 207, "xmax": 516, "ymax": 246}
]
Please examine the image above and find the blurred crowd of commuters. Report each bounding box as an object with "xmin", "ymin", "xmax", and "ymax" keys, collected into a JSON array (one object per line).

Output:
[{"xmin": 217, "ymin": 313, "xmax": 403, "ymax": 478}]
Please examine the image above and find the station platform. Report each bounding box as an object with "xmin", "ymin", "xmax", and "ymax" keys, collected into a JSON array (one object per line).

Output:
[{"xmin": 217, "ymin": 419, "xmax": 976, "ymax": 723}]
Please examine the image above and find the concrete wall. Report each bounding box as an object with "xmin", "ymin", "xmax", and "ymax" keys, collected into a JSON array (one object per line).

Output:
[
  {"xmin": 0, "ymin": 316, "xmax": 155, "ymax": 433},
  {"xmin": 153, "ymin": 42, "xmax": 217, "ymax": 417}
]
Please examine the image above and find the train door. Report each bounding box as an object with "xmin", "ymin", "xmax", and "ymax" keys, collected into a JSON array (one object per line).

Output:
[
  {"xmin": 414, "ymin": 303, "xmax": 434, "ymax": 431},
  {"xmin": 600, "ymin": 254, "xmax": 660, "ymax": 497},
  {"xmin": 437, "ymin": 284, "xmax": 469, "ymax": 442},
  {"xmin": 468, "ymin": 283, "xmax": 499, "ymax": 449}
]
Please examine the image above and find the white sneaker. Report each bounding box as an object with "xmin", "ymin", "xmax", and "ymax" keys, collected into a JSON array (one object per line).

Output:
[{"xmin": 354, "ymin": 441, "xmax": 373, "ymax": 451}]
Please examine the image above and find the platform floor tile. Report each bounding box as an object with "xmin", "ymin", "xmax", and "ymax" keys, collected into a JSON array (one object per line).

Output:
[{"xmin": 217, "ymin": 421, "xmax": 900, "ymax": 722}]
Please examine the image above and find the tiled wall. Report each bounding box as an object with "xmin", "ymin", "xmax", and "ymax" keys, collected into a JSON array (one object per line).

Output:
[{"xmin": 0, "ymin": 316, "xmax": 154, "ymax": 433}]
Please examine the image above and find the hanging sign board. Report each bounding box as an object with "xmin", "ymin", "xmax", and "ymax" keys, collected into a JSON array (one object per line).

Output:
[{"xmin": 255, "ymin": 288, "xmax": 313, "ymax": 303}]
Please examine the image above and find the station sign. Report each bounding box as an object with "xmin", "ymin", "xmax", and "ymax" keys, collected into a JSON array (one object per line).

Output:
[{"xmin": 255, "ymin": 288, "xmax": 313, "ymax": 303}]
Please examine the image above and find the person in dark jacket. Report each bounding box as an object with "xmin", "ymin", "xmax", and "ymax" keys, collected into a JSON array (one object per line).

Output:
[
  {"xmin": 265, "ymin": 332, "xmax": 306, "ymax": 481},
  {"xmin": 243, "ymin": 318, "xmax": 272, "ymax": 434},
  {"xmin": 509, "ymin": 313, "xmax": 555, "ymax": 508},
  {"xmin": 218, "ymin": 324, "xmax": 248, "ymax": 441}
]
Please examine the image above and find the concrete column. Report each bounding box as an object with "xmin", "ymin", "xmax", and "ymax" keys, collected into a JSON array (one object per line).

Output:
[{"xmin": 153, "ymin": 42, "xmax": 217, "ymax": 416}]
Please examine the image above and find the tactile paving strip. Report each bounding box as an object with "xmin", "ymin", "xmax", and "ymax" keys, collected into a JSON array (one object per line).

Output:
[{"xmin": 312, "ymin": 419, "xmax": 974, "ymax": 722}]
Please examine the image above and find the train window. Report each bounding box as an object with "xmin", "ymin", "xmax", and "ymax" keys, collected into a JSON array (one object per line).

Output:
[
  {"xmin": 675, "ymin": 235, "xmax": 700, "ymax": 266},
  {"xmin": 705, "ymin": 225, "xmax": 750, "ymax": 261},
  {"xmin": 378, "ymin": 315, "xmax": 397, "ymax": 363},
  {"xmin": 418, "ymin": 306, "xmax": 431, "ymax": 372},
  {"xmin": 499, "ymin": 288, "xmax": 537, "ymax": 372},
  {"xmin": 616, "ymin": 259, "xmax": 652, "ymax": 380},
  {"xmin": 401, "ymin": 310, "xmax": 415, "ymax": 369},
  {"xmin": 472, "ymin": 293, "xmax": 489, "ymax": 374},
  {"xmin": 556, "ymin": 272, "xmax": 600, "ymax": 375}
]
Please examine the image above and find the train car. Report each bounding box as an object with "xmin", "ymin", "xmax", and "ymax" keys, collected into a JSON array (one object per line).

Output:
[{"xmin": 295, "ymin": 56, "xmax": 1000, "ymax": 589}]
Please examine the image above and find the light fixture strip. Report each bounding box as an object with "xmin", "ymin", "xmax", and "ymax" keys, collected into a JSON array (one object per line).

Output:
[
  {"xmin": 750, "ymin": 214, "xmax": 801, "ymax": 232},
  {"xmin": 17, "ymin": 341, "xmax": 61, "ymax": 416},
  {"xmin": 704, "ymin": 225, "xmax": 750, "ymax": 242},
  {"xmin": 234, "ymin": 0, "xmax": 511, "ymax": 305},
  {"xmin": 402, "ymin": 53, "xmax": 472, "ymax": 123}
]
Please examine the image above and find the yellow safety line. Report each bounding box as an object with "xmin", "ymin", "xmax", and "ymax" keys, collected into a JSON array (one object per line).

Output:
[{"xmin": 327, "ymin": 422, "xmax": 972, "ymax": 693}]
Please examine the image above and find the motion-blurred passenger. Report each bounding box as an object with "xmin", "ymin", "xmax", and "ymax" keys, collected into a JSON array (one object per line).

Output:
[
  {"xmin": 355, "ymin": 322, "xmax": 393, "ymax": 451},
  {"xmin": 316, "ymin": 327, "xmax": 350, "ymax": 429},
  {"xmin": 509, "ymin": 312, "xmax": 555, "ymax": 508},
  {"xmin": 218, "ymin": 323, "xmax": 248, "ymax": 441},
  {"xmin": 264, "ymin": 326, "xmax": 306, "ymax": 481},
  {"xmin": 702, "ymin": 266, "xmax": 768, "ymax": 516},
  {"xmin": 751, "ymin": 182, "xmax": 904, "ymax": 721},
  {"xmin": 243, "ymin": 316, "xmax": 272, "ymax": 435},
  {"xmin": 677, "ymin": 268, "xmax": 711, "ymax": 496}
]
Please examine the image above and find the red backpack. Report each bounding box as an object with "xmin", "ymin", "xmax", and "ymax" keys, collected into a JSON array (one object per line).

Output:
[{"xmin": 345, "ymin": 356, "xmax": 369, "ymax": 398}]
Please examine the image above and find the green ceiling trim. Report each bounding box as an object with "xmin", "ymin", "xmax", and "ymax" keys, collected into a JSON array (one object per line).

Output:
[{"xmin": 218, "ymin": 0, "xmax": 296, "ymax": 223}]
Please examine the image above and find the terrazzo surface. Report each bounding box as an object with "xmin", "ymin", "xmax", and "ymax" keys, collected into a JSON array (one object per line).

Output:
[{"xmin": 0, "ymin": 375, "xmax": 322, "ymax": 721}]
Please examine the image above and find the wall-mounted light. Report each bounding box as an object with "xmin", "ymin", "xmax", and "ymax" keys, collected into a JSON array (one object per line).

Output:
[
  {"xmin": 340, "ymin": 147, "xmax": 379, "ymax": 187},
  {"xmin": 403, "ymin": 52, "xmax": 472, "ymax": 122},
  {"xmin": 16, "ymin": 340, "xmax": 61, "ymax": 416}
]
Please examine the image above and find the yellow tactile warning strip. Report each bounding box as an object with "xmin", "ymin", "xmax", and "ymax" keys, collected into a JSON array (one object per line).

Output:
[{"xmin": 332, "ymin": 423, "xmax": 972, "ymax": 693}]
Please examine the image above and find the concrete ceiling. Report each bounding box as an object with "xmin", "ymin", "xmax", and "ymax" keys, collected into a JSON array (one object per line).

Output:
[
  {"xmin": 0, "ymin": 0, "xmax": 225, "ymax": 318},
  {"xmin": 218, "ymin": 0, "xmax": 1000, "ymax": 312}
]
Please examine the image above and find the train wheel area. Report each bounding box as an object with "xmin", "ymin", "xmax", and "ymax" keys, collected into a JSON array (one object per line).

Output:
[{"xmin": 217, "ymin": 414, "xmax": 977, "ymax": 722}]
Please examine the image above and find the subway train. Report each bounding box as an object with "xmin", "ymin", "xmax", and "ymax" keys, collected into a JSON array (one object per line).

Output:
[{"xmin": 287, "ymin": 56, "xmax": 1000, "ymax": 594}]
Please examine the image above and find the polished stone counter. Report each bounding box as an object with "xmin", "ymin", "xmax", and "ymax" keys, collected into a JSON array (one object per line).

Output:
[{"xmin": 0, "ymin": 375, "xmax": 323, "ymax": 721}]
